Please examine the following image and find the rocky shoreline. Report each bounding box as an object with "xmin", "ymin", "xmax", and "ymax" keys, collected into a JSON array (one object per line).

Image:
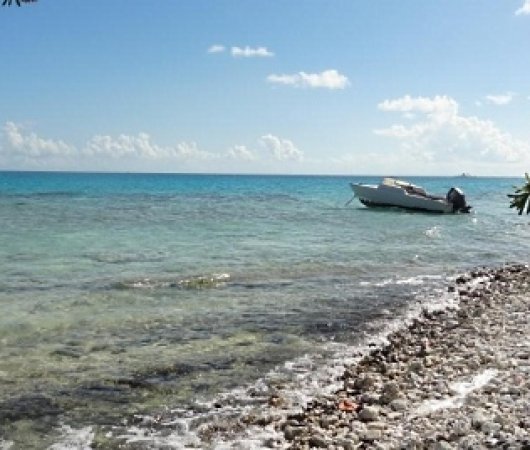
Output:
[{"xmin": 210, "ymin": 264, "xmax": 530, "ymax": 449}]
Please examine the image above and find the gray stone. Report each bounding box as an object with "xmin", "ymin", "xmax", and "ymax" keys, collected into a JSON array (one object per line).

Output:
[
  {"xmin": 308, "ymin": 435, "xmax": 329, "ymax": 448},
  {"xmin": 389, "ymin": 398, "xmax": 407, "ymax": 411},
  {"xmin": 358, "ymin": 406, "xmax": 379, "ymax": 422},
  {"xmin": 355, "ymin": 374, "xmax": 377, "ymax": 390},
  {"xmin": 366, "ymin": 421, "xmax": 387, "ymax": 430},
  {"xmin": 334, "ymin": 434, "xmax": 359, "ymax": 450},
  {"xmin": 284, "ymin": 425, "xmax": 304, "ymax": 441},
  {"xmin": 409, "ymin": 360, "xmax": 424, "ymax": 372},
  {"xmin": 320, "ymin": 415, "xmax": 335, "ymax": 429},
  {"xmin": 381, "ymin": 381, "xmax": 400, "ymax": 400},
  {"xmin": 450, "ymin": 418, "xmax": 470, "ymax": 437},
  {"xmin": 434, "ymin": 440, "xmax": 454, "ymax": 450},
  {"xmin": 360, "ymin": 429, "xmax": 382, "ymax": 441},
  {"xmin": 360, "ymin": 392, "xmax": 380, "ymax": 404},
  {"xmin": 481, "ymin": 421, "xmax": 501, "ymax": 434},
  {"xmin": 471, "ymin": 411, "xmax": 487, "ymax": 430}
]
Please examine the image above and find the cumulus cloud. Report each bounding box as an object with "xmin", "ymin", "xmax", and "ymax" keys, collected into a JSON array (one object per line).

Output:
[
  {"xmin": 3, "ymin": 121, "xmax": 74, "ymax": 158},
  {"xmin": 231, "ymin": 46, "xmax": 274, "ymax": 58},
  {"xmin": 378, "ymin": 95, "xmax": 458, "ymax": 116},
  {"xmin": 515, "ymin": 0, "xmax": 530, "ymax": 15},
  {"xmin": 174, "ymin": 141, "xmax": 217, "ymax": 160},
  {"xmin": 207, "ymin": 44, "xmax": 226, "ymax": 54},
  {"xmin": 0, "ymin": 123, "xmax": 224, "ymax": 170},
  {"xmin": 267, "ymin": 69, "xmax": 349, "ymax": 90},
  {"xmin": 1, "ymin": 122, "xmax": 306, "ymax": 170},
  {"xmin": 484, "ymin": 92, "xmax": 515, "ymax": 105},
  {"xmin": 259, "ymin": 134, "xmax": 303, "ymax": 161},
  {"xmin": 374, "ymin": 95, "xmax": 529, "ymax": 164},
  {"xmin": 85, "ymin": 133, "xmax": 164, "ymax": 159},
  {"xmin": 228, "ymin": 145, "xmax": 256, "ymax": 161}
]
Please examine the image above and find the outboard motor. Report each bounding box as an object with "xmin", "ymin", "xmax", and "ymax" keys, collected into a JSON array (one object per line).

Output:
[{"xmin": 447, "ymin": 187, "xmax": 471, "ymax": 213}]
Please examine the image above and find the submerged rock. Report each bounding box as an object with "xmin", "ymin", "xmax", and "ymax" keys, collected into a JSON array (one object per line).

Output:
[{"xmin": 0, "ymin": 394, "xmax": 62, "ymax": 422}]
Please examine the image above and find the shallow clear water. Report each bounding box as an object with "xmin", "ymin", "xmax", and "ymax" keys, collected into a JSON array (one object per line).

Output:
[{"xmin": 0, "ymin": 172, "xmax": 528, "ymax": 447}]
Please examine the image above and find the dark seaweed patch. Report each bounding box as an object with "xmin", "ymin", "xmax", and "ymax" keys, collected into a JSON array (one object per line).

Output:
[{"xmin": 0, "ymin": 394, "xmax": 62, "ymax": 423}]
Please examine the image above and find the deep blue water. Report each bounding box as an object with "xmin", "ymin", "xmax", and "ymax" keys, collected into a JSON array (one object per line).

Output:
[{"xmin": 0, "ymin": 172, "xmax": 528, "ymax": 448}]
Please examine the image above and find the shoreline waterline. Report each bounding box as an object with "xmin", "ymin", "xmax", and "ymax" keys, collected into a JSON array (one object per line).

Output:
[
  {"xmin": 200, "ymin": 263, "xmax": 528, "ymax": 449},
  {"xmin": 20, "ymin": 262, "xmax": 526, "ymax": 449}
]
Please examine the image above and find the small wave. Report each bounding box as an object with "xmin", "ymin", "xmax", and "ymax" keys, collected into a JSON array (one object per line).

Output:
[
  {"xmin": 425, "ymin": 225, "xmax": 441, "ymax": 238},
  {"xmin": 47, "ymin": 424, "xmax": 94, "ymax": 450},
  {"xmin": 85, "ymin": 252, "xmax": 166, "ymax": 264},
  {"xmin": 415, "ymin": 369, "xmax": 497, "ymax": 416},
  {"xmin": 360, "ymin": 274, "xmax": 442, "ymax": 287},
  {"xmin": 102, "ymin": 282, "xmax": 459, "ymax": 448},
  {"xmin": 113, "ymin": 273, "xmax": 231, "ymax": 290},
  {"xmin": 0, "ymin": 440, "xmax": 13, "ymax": 450}
]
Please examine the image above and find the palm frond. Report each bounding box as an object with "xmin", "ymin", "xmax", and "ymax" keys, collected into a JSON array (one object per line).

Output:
[{"xmin": 508, "ymin": 173, "xmax": 530, "ymax": 215}]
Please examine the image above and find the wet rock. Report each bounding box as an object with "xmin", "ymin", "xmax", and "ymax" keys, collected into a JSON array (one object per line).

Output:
[
  {"xmin": 0, "ymin": 394, "xmax": 62, "ymax": 422},
  {"xmin": 52, "ymin": 346, "xmax": 83, "ymax": 358}
]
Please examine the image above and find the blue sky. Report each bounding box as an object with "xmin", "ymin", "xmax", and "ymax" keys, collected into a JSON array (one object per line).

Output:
[{"xmin": 1, "ymin": 0, "xmax": 529, "ymax": 175}]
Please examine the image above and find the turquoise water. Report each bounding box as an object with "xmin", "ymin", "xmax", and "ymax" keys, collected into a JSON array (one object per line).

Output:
[{"xmin": 0, "ymin": 172, "xmax": 528, "ymax": 448}]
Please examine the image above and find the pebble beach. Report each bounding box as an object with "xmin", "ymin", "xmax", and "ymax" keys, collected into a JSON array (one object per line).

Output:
[{"xmin": 202, "ymin": 264, "xmax": 530, "ymax": 449}]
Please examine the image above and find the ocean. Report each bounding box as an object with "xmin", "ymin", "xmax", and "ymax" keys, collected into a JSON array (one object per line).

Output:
[{"xmin": 0, "ymin": 172, "xmax": 528, "ymax": 448}]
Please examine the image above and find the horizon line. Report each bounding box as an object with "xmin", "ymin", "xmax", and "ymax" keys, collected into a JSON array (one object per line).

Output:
[{"xmin": 0, "ymin": 169, "xmax": 524, "ymax": 179}]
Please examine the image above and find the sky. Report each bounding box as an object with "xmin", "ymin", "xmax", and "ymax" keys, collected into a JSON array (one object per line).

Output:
[{"xmin": 1, "ymin": 0, "xmax": 529, "ymax": 176}]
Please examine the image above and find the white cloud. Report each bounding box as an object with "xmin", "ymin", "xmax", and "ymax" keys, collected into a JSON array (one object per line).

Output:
[
  {"xmin": 86, "ymin": 134, "xmax": 217, "ymax": 160},
  {"xmin": 515, "ymin": 0, "xmax": 530, "ymax": 15},
  {"xmin": 0, "ymin": 123, "xmax": 221, "ymax": 170},
  {"xmin": 3, "ymin": 121, "xmax": 74, "ymax": 158},
  {"xmin": 228, "ymin": 145, "xmax": 256, "ymax": 161},
  {"xmin": 173, "ymin": 141, "xmax": 217, "ymax": 160},
  {"xmin": 375, "ymin": 95, "xmax": 529, "ymax": 164},
  {"xmin": 85, "ymin": 133, "xmax": 164, "ymax": 159},
  {"xmin": 378, "ymin": 95, "xmax": 458, "ymax": 116},
  {"xmin": 207, "ymin": 44, "xmax": 226, "ymax": 54},
  {"xmin": 259, "ymin": 134, "xmax": 303, "ymax": 161},
  {"xmin": 267, "ymin": 69, "xmax": 349, "ymax": 90},
  {"xmin": 484, "ymin": 92, "xmax": 515, "ymax": 105},
  {"xmin": 231, "ymin": 46, "xmax": 274, "ymax": 58}
]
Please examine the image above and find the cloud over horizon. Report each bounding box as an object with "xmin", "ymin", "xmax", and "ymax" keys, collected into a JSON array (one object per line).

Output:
[
  {"xmin": 375, "ymin": 95, "xmax": 529, "ymax": 165},
  {"xmin": 267, "ymin": 69, "xmax": 349, "ymax": 90},
  {"xmin": 0, "ymin": 122, "xmax": 307, "ymax": 171},
  {"xmin": 259, "ymin": 134, "xmax": 304, "ymax": 161}
]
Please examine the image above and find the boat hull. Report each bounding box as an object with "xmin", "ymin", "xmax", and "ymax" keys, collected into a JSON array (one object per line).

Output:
[{"xmin": 351, "ymin": 182, "xmax": 454, "ymax": 213}]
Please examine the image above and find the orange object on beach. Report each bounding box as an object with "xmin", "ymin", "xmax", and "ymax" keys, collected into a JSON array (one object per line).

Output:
[{"xmin": 338, "ymin": 399, "xmax": 358, "ymax": 412}]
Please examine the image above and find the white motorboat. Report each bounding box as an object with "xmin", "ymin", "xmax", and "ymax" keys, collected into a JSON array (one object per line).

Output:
[{"xmin": 349, "ymin": 178, "xmax": 471, "ymax": 213}]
